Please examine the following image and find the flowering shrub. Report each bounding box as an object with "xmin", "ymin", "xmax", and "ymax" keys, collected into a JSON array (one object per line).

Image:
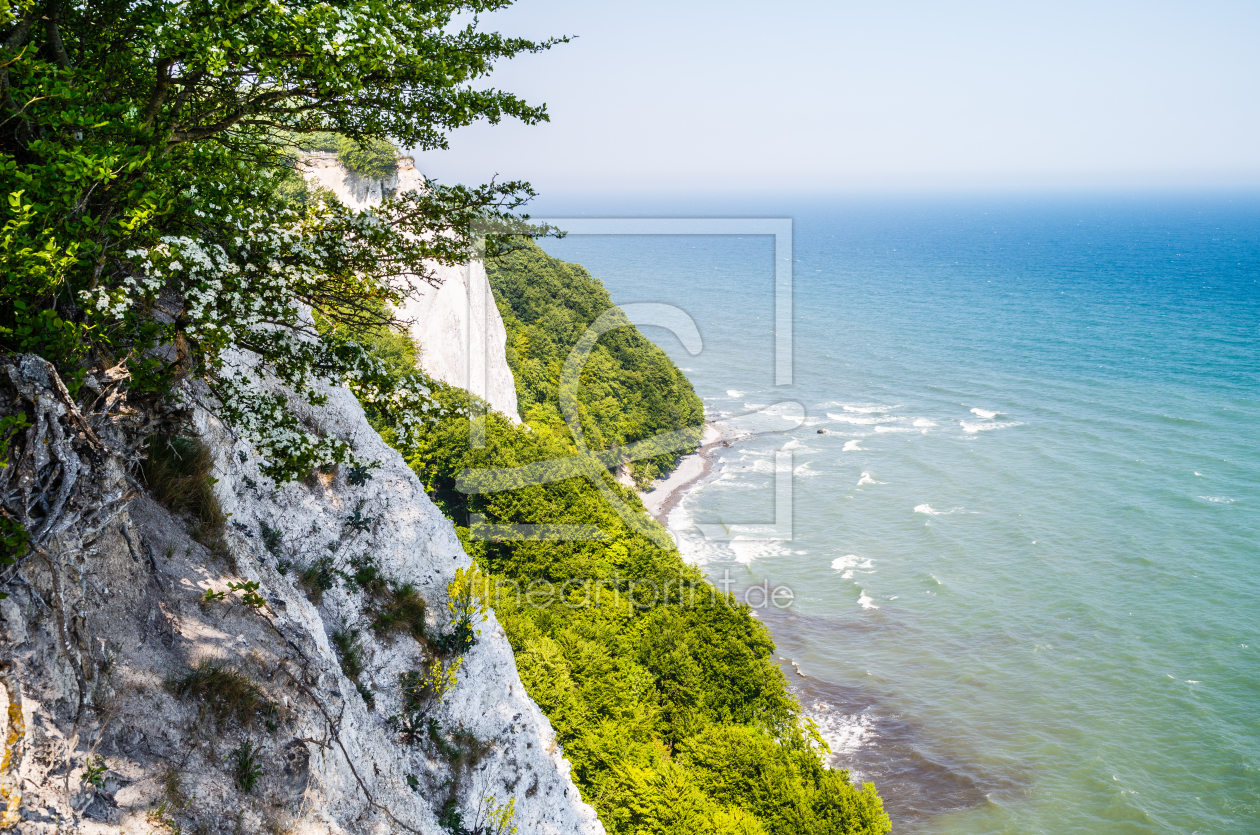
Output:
[{"xmin": 0, "ymin": 0, "xmax": 560, "ymax": 480}]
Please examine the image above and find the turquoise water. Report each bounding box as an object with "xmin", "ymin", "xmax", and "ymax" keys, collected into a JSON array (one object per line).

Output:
[{"xmin": 538, "ymin": 194, "xmax": 1260, "ymax": 835}]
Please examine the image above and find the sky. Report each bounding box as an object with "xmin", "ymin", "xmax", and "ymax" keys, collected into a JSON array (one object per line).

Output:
[{"xmin": 412, "ymin": 0, "xmax": 1260, "ymax": 196}]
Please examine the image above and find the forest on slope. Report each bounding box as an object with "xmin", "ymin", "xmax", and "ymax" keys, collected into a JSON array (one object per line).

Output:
[
  {"xmin": 356, "ymin": 248, "xmax": 891, "ymax": 835},
  {"xmin": 486, "ymin": 241, "xmax": 705, "ymax": 488}
]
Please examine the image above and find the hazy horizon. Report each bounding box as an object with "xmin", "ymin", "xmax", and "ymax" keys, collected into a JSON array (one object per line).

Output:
[{"xmin": 412, "ymin": 0, "xmax": 1260, "ymax": 195}]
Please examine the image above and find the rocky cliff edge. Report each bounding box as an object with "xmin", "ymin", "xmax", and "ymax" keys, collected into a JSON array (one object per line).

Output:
[{"xmin": 0, "ymin": 353, "xmax": 601, "ymax": 833}]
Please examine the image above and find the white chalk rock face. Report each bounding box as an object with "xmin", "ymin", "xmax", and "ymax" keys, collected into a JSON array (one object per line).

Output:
[
  {"xmin": 0, "ymin": 353, "xmax": 598, "ymax": 833},
  {"xmin": 300, "ymin": 154, "xmax": 521, "ymax": 424},
  {"xmin": 196, "ymin": 356, "xmax": 603, "ymax": 833}
]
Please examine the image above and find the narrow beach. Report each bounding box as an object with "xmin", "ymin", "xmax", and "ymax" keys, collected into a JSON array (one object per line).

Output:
[{"xmin": 640, "ymin": 421, "xmax": 726, "ymax": 525}]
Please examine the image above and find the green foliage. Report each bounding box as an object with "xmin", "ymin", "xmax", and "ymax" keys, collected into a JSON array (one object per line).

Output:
[
  {"xmin": 167, "ymin": 661, "xmax": 278, "ymax": 730},
  {"xmin": 370, "ymin": 582, "xmax": 429, "ymax": 643},
  {"xmin": 358, "ymin": 394, "xmax": 887, "ymax": 834},
  {"xmin": 230, "ymin": 738, "xmax": 264, "ymax": 795},
  {"xmin": 0, "ymin": 413, "xmax": 28, "ymax": 469},
  {"xmin": 0, "ymin": 0, "xmax": 560, "ymax": 481},
  {"xmin": 345, "ymin": 551, "xmax": 387, "ymax": 597},
  {"xmin": 0, "ymin": 511, "xmax": 28, "ymax": 583},
  {"xmin": 140, "ymin": 435, "xmax": 228, "ymax": 562},
  {"xmin": 474, "ymin": 795, "xmax": 519, "ymax": 835},
  {"xmin": 315, "ymin": 298, "xmax": 421, "ymax": 379},
  {"xmin": 228, "ymin": 580, "xmax": 267, "ymax": 609},
  {"xmin": 439, "ymin": 565, "xmax": 488, "ymax": 654},
  {"xmin": 427, "ymin": 718, "xmax": 492, "ymax": 774},
  {"xmin": 346, "ymin": 464, "xmax": 376, "ymax": 486},
  {"xmin": 259, "ymin": 523, "xmax": 283, "ymax": 557},
  {"xmin": 297, "ymin": 556, "xmax": 337, "ymax": 604},
  {"xmin": 439, "ymin": 797, "xmax": 466, "ymax": 834},
  {"xmin": 487, "ymin": 241, "xmax": 704, "ymax": 487},
  {"xmin": 0, "ymin": 412, "xmax": 27, "ymax": 585},
  {"xmin": 393, "ymin": 657, "xmax": 463, "ymax": 744},
  {"xmin": 336, "ymin": 136, "xmax": 399, "ymax": 180},
  {"xmin": 331, "ymin": 627, "xmax": 365, "ymax": 681},
  {"xmin": 200, "ymin": 588, "xmax": 226, "ymax": 605},
  {"xmin": 81, "ymin": 755, "xmax": 108, "ymax": 790},
  {"xmin": 345, "ymin": 499, "xmax": 377, "ymax": 532}
]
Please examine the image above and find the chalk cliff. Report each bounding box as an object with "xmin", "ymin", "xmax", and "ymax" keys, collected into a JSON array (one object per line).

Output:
[
  {"xmin": 299, "ymin": 154, "xmax": 521, "ymax": 425},
  {"xmin": 0, "ymin": 345, "xmax": 598, "ymax": 832}
]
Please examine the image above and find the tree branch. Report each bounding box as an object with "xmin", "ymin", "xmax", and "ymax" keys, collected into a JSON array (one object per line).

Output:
[
  {"xmin": 141, "ymin": 58, "xmax": 174, "ymax": 126},
  {"xmin": 42, "ymin": 0, "xmax": 71, "ymax": 70}
]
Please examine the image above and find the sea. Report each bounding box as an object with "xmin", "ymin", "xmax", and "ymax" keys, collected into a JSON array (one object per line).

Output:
[{"xmin": 535, "ymin": 192, "xmax": 1260, "ymax": 835}]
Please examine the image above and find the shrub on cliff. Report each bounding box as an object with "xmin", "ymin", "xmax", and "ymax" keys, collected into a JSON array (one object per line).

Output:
[
  {"xmin": 0, "ymin": 0, "xmax": 559, "ymax": 488},
  {"xmin": 337, "ymin": 136, "xmax": 400, "ymax": 180}
]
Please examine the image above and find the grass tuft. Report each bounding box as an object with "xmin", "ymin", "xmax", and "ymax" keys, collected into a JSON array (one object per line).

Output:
[
  {"xmin": 231, "ymin": 738, "xmax": 264, "ymax": 794},
  {"xmin": 330, "ymin": 627, "xmax": 364, "ymax": 680},
  {"xmin": 141, "ymin": 434, "xmax": 229, "ymax": 564},
  {"xmin": 297, "ymin": 555, "xmax": 337, "ymax": 604},
  {"xmin": 167, "ymin": 660, "xmax": 278, "ymax": 729},
  {"xmin": 370, "ymin": 583, "xmax": 427, "ymax": 642},
  {"xmin": 260, "ymin": 523, "xmax": 283, "ymax": 557}
]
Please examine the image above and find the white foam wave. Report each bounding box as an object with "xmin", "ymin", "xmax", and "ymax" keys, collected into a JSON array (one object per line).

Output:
[
  {"xmin": 668, "ymin": 504, "xmax": 725, "ymax": 567},
  {"xmin": 842, "ymin": 440, "xmax": 863, "ymax": 452},
  {"xmin": 857, "ymin": 589, "xmax": 879, "ymax": 610},
  {"xmin": 794, "ymin": 462, "xmax": 821, "ymax": 478},
  {"xmin": 707, "ymin": 473, "xmax": 757, "ymax": 491},
  {"xmin": 1199, "ymin": 496, "xmax": 1236, "ymax": 504},
  {"xmin": 831, "ymin": 554, "xmax": 874, "ymax": 579},
  {"xmin": 827, "ymin": 413, "xmax": 896, "ymax": 425},
  {"xmin": 856, "ymin": 471, "xmax": 886, "ymax": 486},
  {"xmin": 804, "ymin": 702, "xmax": 875, "ymax": 759},
  {"xmin": 730, "ymin": 536, "xmax": 790, "ymax": 565},
  {"xmin": 726, "ymin": 389, "xmax": 744, "ymax": 398},
  {"xmin": 841, "ymin": 404, "xmax": 900, "ymax": 414},
  {"xmin": 961, "ymin": 420, "xmax": 1024, "ymax": 433},
  {"xmin": 874, "ymin": 425, "xmax": 920, "ymax": 433},
  {"xmin": 912, "ymin": 418, "xmax": 936, "ymax": 427},
  {"xmin": 915, "ymin": 504, "xmax": 967, "ymax": 516},
  {"xmin": 970, "ymin": 408, "xmax": 999, "ymax": 419}
]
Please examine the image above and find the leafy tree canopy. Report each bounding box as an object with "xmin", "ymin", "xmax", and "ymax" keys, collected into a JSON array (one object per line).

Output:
[
  {"xmin": 487, "ymin": 242, "xmax": 705, "ymax": 488},
  {"xmin": 356, "ymin": 351, "xmax": 890, "ymax": 835},
  {"xmin": 337, "ymin": 136, "xmax": 400, "ymax": 180},
  {"xmin": 0, "ymin": 0, "xmax": 560, "ymax": 477}
]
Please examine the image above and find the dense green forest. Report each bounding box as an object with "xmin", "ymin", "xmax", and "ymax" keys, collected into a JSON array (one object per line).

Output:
[
  {"xmin": 357, "ymin": 265, "xmax": 890, "ymax": 835},
  {"xmin": 487, "ymin": 241, "xmax": 705, "ymax": 488}
]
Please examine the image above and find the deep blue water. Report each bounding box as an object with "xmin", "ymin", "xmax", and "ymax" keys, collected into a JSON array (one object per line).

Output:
[{"xmin": 537, "ymin": 193, "xmax": 1260, "ymax": 835}]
